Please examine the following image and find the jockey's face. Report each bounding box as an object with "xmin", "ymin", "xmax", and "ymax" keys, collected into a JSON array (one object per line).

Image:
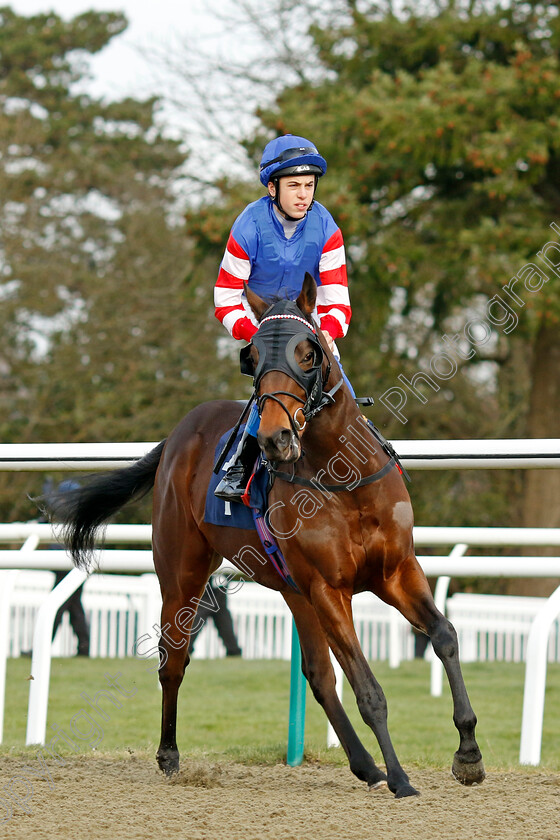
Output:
[{"xmin": 268, "ymin": 175, "xmax": 316, "ymax": 220}]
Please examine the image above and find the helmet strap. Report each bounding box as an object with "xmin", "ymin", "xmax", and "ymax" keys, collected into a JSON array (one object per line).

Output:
[{"xmin": 270, "ymin": 176, "xmax": 318, "ymax": 222}]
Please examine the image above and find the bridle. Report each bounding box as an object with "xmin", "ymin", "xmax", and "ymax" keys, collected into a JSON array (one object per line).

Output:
[
  {"xmin": 237, "ymin": 300, "xmax": 407, "ymax": 492},
  {"xmin": 257, "ymin": 390, "xmax": 308, "ymax": 436},
  {"xmin": 240, "ymin": 305, "xmax": 343, "ymax": 440},
  {"xmin": 257, "ymin": 376, "xmax": 343, "ymax": 439}
]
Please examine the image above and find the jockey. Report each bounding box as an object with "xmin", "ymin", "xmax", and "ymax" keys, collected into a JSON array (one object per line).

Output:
[{"xmin": 214, "ymin": 133, "xmax": 352, "ymax": 502}]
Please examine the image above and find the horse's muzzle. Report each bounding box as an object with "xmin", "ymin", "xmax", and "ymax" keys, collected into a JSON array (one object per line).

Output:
[{"xmin": 258, "ymin": 427, "xmax": 301, "ymax": 463}]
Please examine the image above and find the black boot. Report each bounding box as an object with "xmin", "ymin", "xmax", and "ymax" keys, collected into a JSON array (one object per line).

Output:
[{"xmin": 214, "ymin": 435, "xmax": 261, "ymax": 503}]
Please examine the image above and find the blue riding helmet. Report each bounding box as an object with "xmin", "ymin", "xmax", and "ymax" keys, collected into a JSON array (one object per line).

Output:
[{"xmin": 259, "ymin": 134, "xmax": 327, "ymax": 186}]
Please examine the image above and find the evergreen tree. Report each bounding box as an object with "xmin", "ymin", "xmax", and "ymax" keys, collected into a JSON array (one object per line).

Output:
[
  {"xmin": 183, "ymin": 1, "xmax": 560, "ymax": 561},
  {"xmin": 0, "ymin": 7, "xmax": 234, "ymax": 519}
]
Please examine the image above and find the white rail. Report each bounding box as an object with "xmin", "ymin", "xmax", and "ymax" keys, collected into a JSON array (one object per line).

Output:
[
  {"xmin": 26, "ymin": 567, "xmax": 89, "ymax": 745},
  {"xmin": 0, "ymin": 442, "xmax": 157, "ymax": 471},
  {"xmin": 0, "ymin": 536, "xmax": 39, "ymax": 743},
  {"xmin": 0, "ymin": 522, "xmax": 152, "ymax": 543},
  {"xmin": 1, "ymin": 438, "xmax": 559, "ymax": 763},
  {"xmin": 0, "ymin": 438, "xmax": 559, "ymax": 470},
  {"xmin": 519, "ymin": 585, "xmax": 560, "ymax": 765}
]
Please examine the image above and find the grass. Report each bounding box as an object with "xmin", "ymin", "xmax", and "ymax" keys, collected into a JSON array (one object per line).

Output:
[{"xmin": 2, "ymin": 656, "xmax": 560, "ymax": 771}]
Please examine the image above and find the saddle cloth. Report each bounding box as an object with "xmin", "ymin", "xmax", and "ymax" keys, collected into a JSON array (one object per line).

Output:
[
  {"xmin": 204, "ymin": 424, "xmax": 256, "ymax": 529},
  {"xmin": 204, "ymin": 425, "xmax": 298, "ymax": 590}
]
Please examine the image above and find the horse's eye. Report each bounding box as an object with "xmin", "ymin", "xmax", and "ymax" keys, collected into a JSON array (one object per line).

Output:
[{"xmin": 302, "ymin": 352, "xmax": 314, "ymax": 364}]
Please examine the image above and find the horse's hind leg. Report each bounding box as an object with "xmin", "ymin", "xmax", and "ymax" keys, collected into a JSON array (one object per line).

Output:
[
  {"xmin": 285, "ymin": 592, "xmax": 387, "ymax": 789},
  {"xmin": 153, "ymin": 530, "xmax": 218, "ymax": 776},
  {"xmin": 378, "ymin": 554, "xmax": 485, "ymax": 786}
]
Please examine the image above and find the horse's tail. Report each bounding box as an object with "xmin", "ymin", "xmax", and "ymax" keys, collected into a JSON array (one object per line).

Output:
[{"xmin": 46, "ymin": 440, "xmax": 166, "ymax": 571}]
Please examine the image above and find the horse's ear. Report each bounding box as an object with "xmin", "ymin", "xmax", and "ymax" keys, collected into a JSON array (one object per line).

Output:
[
  {"xmin": 244, "ymin": 282, "xmax": 269, "ymax": 321},
  {"xmin": 296, "ymin": 273, "xmax": 317, "ymax": 316}
]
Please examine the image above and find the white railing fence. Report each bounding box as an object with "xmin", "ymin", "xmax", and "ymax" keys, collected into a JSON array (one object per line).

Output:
[
  {"xmin": 12, "ymin": 570, "xmax": 560, "ymax": 664},
  {"xmin": 447, "ymin": 593, "xmax": 560, "ymax": 664},
  {"xmin": 6, "ymin": 570, "xmax": 416, "ymax": 662},
  {"xmin": 1, "ymin": 438, "xmax": 560, "ymax": 764},
  {"xmin": 8, "ymin": 570, "xmax": 161, "ymax": 659},
  {"xmin": 3, "ymin": 522, "xmax": 560, "ymax": 763}
]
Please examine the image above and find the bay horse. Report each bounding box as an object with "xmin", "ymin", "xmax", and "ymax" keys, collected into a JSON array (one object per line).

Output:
[{"xmin": 49, "ymin": 274, "xmax": 485, "ymax": 798}]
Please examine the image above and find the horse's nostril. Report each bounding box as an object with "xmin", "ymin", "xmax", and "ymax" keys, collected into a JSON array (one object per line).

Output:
[
  {"xmin": 274, "ymin": 429, "xmax": 292, "ymax": 450},
  {"xmin": 257, "ymin": 427, "xmax": 294, "ymax": 456}
]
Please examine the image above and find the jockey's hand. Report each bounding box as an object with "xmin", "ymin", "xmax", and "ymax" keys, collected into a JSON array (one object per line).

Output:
[{"xmin": 321, "ymin": 330, "xmax": 336, "ymax": 352}]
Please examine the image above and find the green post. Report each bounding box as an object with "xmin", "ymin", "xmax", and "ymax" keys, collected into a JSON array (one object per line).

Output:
[{"xmin": 287, "ymin": 617, "xmax": 306, "ymax": 766}]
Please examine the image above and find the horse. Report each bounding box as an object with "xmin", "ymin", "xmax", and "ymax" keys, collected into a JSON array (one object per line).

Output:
[{"xmin": 48, "ymin": 273, "xmax": 485, "ymax": 799}]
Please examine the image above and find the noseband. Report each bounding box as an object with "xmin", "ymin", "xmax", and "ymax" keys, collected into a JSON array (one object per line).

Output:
[{"xmin": 257, "ymin": 390, "xmax": 307, "ymax": 438}]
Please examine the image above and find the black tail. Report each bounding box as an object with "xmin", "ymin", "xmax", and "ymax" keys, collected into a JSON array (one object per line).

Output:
[{"xmin": 46, "ymin": 440, "xmax": 166, "ymax": 571}]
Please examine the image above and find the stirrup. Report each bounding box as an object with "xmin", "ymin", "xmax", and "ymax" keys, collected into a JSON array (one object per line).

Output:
[{"xmin": 214, "ymin": 464, "xmax": 247, "ymax": 502}]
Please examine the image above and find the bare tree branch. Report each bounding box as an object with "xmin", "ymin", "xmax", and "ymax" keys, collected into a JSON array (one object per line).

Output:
[{"xmin": 136, "ymin": 0, "xmax": 354, "ymax": 195}]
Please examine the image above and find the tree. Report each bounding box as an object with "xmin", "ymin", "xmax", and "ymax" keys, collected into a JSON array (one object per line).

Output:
[
  {"xmin": 0, "ymin": 7, "xmax": 237, "ymax": 520},
  {"xmin": 171, "ymin": 1, "xmax": 560, "ymax": 589},
  {"xmin": 285, "ymin": 0, "xmax": 560, "ymax": 588}
]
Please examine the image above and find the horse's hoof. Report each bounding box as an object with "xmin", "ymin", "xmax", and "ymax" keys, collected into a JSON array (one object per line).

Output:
[
  {"xmin": 157, "ymin": 749, "xmax": 180, "ymax": 776},
  {"xmin": 452, "ymin": 754, "xmax": 486, "ymax": 786},
  {"xmin": 364, "ymin": 766, "xmax": 387, "ymax": 789},
  {"xmin": 368, "ymin": 779, "xmax": 388, "ymax": 792},
  {"xmin": 394, "ymin": 782, "xmax": 420, "ymax": 799}
]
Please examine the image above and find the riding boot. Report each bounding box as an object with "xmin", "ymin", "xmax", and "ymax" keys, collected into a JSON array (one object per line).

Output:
[{"xmin": 214, "ymin": 434, "xmax": 261, "ymax": 503}]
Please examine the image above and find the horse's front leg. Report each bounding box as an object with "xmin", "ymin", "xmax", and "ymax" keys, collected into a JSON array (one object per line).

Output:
[
  {"xmin": 309, "ymin": 582, "xmax": 419, "ymax": 798},
  {"xmin": 379, "ymin": 554, "xmax": 485, "ymax": 786},
  {"xmin": 284, "ymin": 591, "xmax": 388, "ymax": 790}
]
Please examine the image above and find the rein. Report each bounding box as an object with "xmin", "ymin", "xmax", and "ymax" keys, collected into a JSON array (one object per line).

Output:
[{"xmin": 268, "ymin": 455, "xmax": 397, "ymax": 493}]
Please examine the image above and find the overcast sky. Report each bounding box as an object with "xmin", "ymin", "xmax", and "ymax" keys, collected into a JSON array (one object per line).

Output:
[
  {"xmin": 10, "ymin": 1, "xmax": 225, "ymax": 101},
  {"xmin": 9, "ymin": 1, "xmax": 261, "ymax": 179}
]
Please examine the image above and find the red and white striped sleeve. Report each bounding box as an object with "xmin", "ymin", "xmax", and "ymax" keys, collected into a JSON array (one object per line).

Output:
[
  {"xmin": 317, "ymin": 228, "xmax": 351, "ymax": 339},
  {"xmin": 214, "ymin": 233, "xmax": 258, "ymax": 342}
]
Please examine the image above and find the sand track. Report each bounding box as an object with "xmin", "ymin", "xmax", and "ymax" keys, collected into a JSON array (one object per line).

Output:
[{"xmin": 1, "ymin": 755, "xmax": 559, "ymax": 839}]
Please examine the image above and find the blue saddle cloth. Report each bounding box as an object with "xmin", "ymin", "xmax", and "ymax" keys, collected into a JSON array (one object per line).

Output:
[{"xmin": 204, "ymin": 425, "xmax": 299, "ymax": 591}]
